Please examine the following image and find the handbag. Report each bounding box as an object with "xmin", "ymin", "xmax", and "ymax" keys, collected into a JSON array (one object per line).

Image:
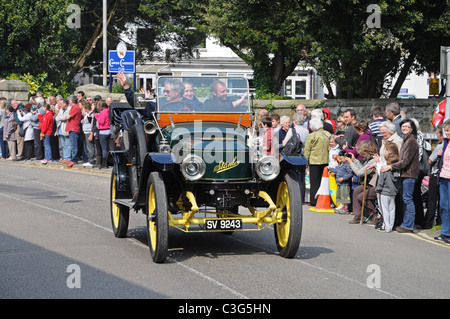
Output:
[
  {"xmin": 18, "ymin": 123, "xmax": 30, "ymax": 137},
  {"xmin": 281, "ymin": 127, "xmax": 303, "ymax": 155},
  {"xmin": 419, "ymin": 147, "xmax": 430, "ymax": 177}
]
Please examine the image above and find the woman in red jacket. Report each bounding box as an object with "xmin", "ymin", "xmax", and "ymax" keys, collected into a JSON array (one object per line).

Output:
[
  {"xmin": 94, "ymin": 100, "xmax": 111, "ymax": 168},
  {"xmin": 38, "ymin": 104, "xmax": 54, "ymax": 164}
]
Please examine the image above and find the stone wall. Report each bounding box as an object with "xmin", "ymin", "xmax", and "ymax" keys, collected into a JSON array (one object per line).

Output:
[
  {"xmin": 0, "ymin": 80, "xmax": 29, "ymax": 104},
  {"xmin": 252, "ymin": 98, "xmax": 443, "ymax": 133}
]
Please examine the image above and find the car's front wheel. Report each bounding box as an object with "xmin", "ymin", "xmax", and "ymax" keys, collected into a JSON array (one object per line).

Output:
[
  {"xmin": 146, "ymin": 172, "xmax": 169, "ymax": 263},
  {"xmin": 274, "ymin": 172, "xmax": 302, "ymax": 258}
]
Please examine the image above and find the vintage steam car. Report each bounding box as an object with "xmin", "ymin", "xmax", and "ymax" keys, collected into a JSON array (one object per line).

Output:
[{"xmin": 109, "ymin": 76, "xmax": 305, "ymax": 263}]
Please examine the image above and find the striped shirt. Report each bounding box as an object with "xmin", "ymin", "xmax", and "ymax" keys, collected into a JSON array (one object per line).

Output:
[{"xmin": 369, "ymin": 119, "xmax": 383, "ymax": 137}]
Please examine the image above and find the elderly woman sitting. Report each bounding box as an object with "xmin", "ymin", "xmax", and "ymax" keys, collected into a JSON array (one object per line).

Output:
[{"xmin": 346, "ymin": 140, "xmax": 379, "ymax": 224}]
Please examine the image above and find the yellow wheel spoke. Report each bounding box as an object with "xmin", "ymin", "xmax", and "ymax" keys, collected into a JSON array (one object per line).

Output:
[
  {"xmin": 276, "ymin": 182, "xmax": 290, "ymax": 248},
  {"xmin": 148, "ymin": 185, "xmax": 157, "ymax": 251},
  {"xmin": 112, "ymin": 176, "xmax": 120, "ymax": 228}
]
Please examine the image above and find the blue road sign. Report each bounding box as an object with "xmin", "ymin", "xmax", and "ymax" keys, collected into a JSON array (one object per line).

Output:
[{"xmin": 108, "ymin": 50, "xmax": 135, "ymax": 73}]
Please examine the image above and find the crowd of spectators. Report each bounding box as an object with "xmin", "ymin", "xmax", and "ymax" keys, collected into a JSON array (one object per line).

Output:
[
  {"xmin": 0, "ymin": 92, "xmax": 114, "ymax": 169},
  {"xmin": 2, "ymin": 89, "xmax": 449, "ymax": 244},
  {"xmin": 260, "ymin": 102, "xmax": 450, "ymax": 243}
]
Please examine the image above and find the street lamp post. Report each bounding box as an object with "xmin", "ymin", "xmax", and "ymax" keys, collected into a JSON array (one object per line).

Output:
[
  {"xmin": 103, "ymin": 0, "xmax": 107, "ymax": 88},
  {"xmin": 446, "ymin": 47, "xmax": 450, "ymax": 121}
]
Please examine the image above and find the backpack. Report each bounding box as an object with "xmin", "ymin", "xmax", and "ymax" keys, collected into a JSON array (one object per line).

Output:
[
  {"xmin": 281, "ymin": 127, "xmax": 303, "ymax": 155},
  {"xmin": 369, "ymin": 132, "xmax": 383, "ymax": 152}
]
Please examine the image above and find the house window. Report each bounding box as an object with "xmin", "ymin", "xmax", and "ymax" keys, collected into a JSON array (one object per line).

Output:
[
  {"xmin": 285, "ymin": 80, "xmax": 292, "ymax": 96},
  {"xmin": 284, "ymin": 73, "xmax": 309, "ymax": 99},
  {"xmin": 295, "ymin": 80, "xmax": 306, "ymax": 97}
]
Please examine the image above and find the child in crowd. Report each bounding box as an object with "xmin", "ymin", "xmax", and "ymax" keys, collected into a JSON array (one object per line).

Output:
[
  {"xmin": 375, "ymin": 141, "xmax": 401, "ymax": 232},
  {"xmin": 260, "ymin": 116, "xmax": 275, "ymax": 156},
  {"xmin": 328, "ymin": 135, "xmax": 341, "ymax": 169},
  {"xmin": 329, "ymin": 150, "xmax": 353, "ymax": 213},
  {"xmin": 82, "ymin": 103, "xmax": 96, "ymax": 168}
]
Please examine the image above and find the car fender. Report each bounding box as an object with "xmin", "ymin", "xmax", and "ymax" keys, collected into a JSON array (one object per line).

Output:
[
  {"xmin": 134, "ymin": 152, "xmax": 178, "ymax": 209},
  {"xmin": 108, "ymin": 150, "xmax": 132, "ymax": 198},
  {"xmin": 149, "ymin": 153, "xmax": 177, "ymax": 166},
  {"xmin": 280, "ymin": 153, "xmax": 308, "ymax": 166}
]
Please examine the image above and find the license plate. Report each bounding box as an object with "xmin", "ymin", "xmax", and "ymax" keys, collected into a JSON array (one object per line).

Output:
[{"xmin": 205, "ymin": 219, "xmax": 242, "ymax": 230}]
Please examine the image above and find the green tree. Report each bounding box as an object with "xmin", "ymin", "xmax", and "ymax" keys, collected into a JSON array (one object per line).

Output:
[
  {"xmin": 0, "ymin": 0, "xmax": 163, "ymax": 86},
  {"xmin": 62, "ymin": 0, "xmax": 139, "ymax": 84},
  {"xmin": 188, "ymin": 0, "xmax": 312, "ymax": 97},
  {"xmin": 303, "ymin": 0, "xmax": 450, "ymax": 98},
  {"xmin": 138, "ymin": 0, "xmax": 206, "ymax": 62},
  {"xmin": 0, "ymin": 0, "xmax": 81, "ymax": 84},
  {"xmin": 168, "ymin": 0, "xmax": 449, "ymax": 98},
  {"xmin": 138, "ymin": 0, "xmax": 312, "ymax": 96}
]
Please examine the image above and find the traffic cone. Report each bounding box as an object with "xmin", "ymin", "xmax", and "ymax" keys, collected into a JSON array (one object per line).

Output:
[{"xmin": 309, "ymin": 167, "xmax": 335, "ymax": 213}]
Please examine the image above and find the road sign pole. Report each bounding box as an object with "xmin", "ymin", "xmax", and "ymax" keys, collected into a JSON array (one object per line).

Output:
[
  {"xmin": 446, "ymin": 47, "xmax": 450, "ymax": 121},
  {"xmin": 103, "ymin": 0, "xmax": 107, "ymax": 88}
]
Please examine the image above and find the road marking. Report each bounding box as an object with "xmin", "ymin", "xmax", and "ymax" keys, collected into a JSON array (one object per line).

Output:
[
  {"xmin": 0, "ymin": 172, "xmax": 106, "ymax": 201},
  {"xmin": 232, "ymin": 236, "xmax": 403, "ymax": 299},
  {"xmin": 0, "ymin": 192, "xmax": 248, "ymax": 299},
  {"xmin": 0, "ymin": 192, "xmax": 111, "ymax": 232},
  {"xmin": 409, "ymin": 232, "xmax": 450, "ymax": 249}
]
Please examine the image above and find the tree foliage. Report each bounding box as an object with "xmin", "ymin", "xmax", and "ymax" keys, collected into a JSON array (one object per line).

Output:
[
  {"xmin": 303, "ymin": 0, "xmax": 450, "ymax": 98},
  {"xmin": 0, "ymin": 0, "xmax": 81, "ymax": 83},
  {"xmin": 158, "ymin": 0, "xmax": 312, "ymax": 97},
  {"xmin": 0, "ymin": 0, "xmax": 154, "ymax": 85},
  {"xmin": 141, "ymin": 0, "xmax": 449, "ymax": 97},
  {"xmin": 1, "ymin": 0, "xmax": 448, "ymax": 98},
  {"xmin": 211, "ymin": 0, "xmax": 314, "ymax": 97},
  {"xmin": 7, "ymin": 72, "xmax": 70, "ymax": 97},
  {"xmin": 138, "ymin": 0, "xmax": 206, "ymax": 62}
]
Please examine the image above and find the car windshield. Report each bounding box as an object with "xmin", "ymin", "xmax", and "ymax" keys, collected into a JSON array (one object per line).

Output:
[{"xmin": 156, "ymin": 76, "xmax": 250, "ymax": 113}]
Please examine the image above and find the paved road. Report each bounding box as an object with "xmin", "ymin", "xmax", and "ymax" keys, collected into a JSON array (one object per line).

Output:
[{"xmin": 1, "ymin": 161, "xmax": 449, "ymax": 300}]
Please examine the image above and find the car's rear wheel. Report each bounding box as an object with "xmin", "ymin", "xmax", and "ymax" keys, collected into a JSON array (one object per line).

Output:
[
  {"xmin": 274, "ymin": 172, "xmax": 302, "ymax": 258},
  {"xmin": 110, "ymin": 168, "xmax": 130, "ymax": 238},
  {"xmin": 146, "ymin": 172, "xmax": 169, "ymax": 263}
]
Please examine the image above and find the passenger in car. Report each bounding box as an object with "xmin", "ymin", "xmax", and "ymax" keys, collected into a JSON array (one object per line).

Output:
[
  {"xmin": 202, "ymin": 80, "xmax": 248, "ymax": 112},
  {"xmin": 182, "ymin": 81, "xmax": 202, "ymax": 111}
]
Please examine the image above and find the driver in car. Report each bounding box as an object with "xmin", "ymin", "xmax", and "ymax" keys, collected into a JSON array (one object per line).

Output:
[
  {"xmin": 160, "ymin": 79, "xmax": 191, "ymax": 111},
  {"xmin": 202, "ymin": 80, "xmax": 248, "ymax": 112}
]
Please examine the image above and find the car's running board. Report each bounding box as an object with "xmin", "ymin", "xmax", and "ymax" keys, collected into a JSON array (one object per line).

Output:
[{"xmin": 113, "ymin": 198, "xmax": 135, "ymax": 208}]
